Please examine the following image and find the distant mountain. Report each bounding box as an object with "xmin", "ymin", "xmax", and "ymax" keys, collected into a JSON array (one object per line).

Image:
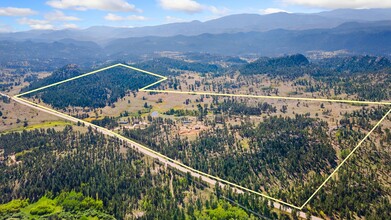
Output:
[
  {"xmin": 1, "ymin": 20, "xmax": 391, "ymax": 69},
  {"xmin": 1, "ymin": 9, "xmax": 391, "ymax": 44},
  {"xmin": 105, "ymin": 21, "xmax": 391, "ymax": 56},
  {"xmin": 331, "ymin": 20, "xmax": 391, "ymax": 34},
  {"xmin": 317, "ymin": 8, "xmax": 391, "ymax": 21},
  {"xmin": 0, "ymin": 40, "xmax": 103, "ymax": 70}
]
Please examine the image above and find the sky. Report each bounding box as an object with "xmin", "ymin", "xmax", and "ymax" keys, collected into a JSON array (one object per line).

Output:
[{"xmin": 1, "ymin": 0, "xmax": 391, "ymax": 32}]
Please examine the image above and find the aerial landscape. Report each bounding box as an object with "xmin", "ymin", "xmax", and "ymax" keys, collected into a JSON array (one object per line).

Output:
[{"xmin": 0, "ymin": 0, "xmax": 390, "ymax": 219}]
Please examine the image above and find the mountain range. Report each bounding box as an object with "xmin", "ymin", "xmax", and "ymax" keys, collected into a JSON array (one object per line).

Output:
[
  {"xmin": 1, "ymin": 8, "xmax": 391, "ymax": 69},
  {"xmin": 2, "ymin": 8, "xmax": 391, "ymax": 44}
]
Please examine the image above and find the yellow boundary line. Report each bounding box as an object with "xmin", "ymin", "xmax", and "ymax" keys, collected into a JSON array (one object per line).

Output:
[
  {"xmin": 14, "ymin": 63, "xmax": 391, "ymax": 210},
  {"xmin": 299, "ymin": 107, "xmax": 391, "ymax": 209},
  {"xmin": 140, "ymin": 89, "xmax": 391, "ymax": 106}
]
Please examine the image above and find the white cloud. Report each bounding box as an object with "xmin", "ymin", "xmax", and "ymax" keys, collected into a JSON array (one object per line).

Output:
[
  {"xmin": 208, "ymin": 6, "xmax": 230, "ymax": 15},
  {"xmin": 46, "ymin": 0, "xmax": 141, "ymax": 12},
  {"xmin": 63, "ymin": 23, "xmax": 78, "ymax": 29},
  {"xmin": 0, "ymin": 7, "xmax": 37, "ymax": 16},
  {"xmin": 283, "ymin": 0, "xmax": 391, "ymax": 9},
  {"xmin": 159, "ymin": 0, "xmax": 204, "ymax": 13},
  {"xmin": 104, "ymin": 13, "xmax": 146, "ymax": 21},
  {"xmin": 165, "ymin": 16, "xmax": 187, "ymax": 23},
  {"xmin": 45, "ymin": 10, "xmax": 80, "ymax": 21},
  {"xmin": 159, "ymin": 1, "xmax": 230, "ymax": 15},
  {"xmin": 18, "ymin": 18, "xmax": 54, "ymax": 30},
  {"xmin": 259, "ymin": 8, "xmax": 290, "ymax": 14},
  {"xmin": 0, "ymin": 24, "xmax": 13, "ymax": 33}
]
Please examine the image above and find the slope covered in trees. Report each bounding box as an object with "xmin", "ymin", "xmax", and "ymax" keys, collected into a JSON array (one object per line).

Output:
[
  {"xmin": 0, "ymin": 127, "xmax": 277, "ymax": 219},
  {"xmin": 22, "ymin": 64, "xmax": 83, "ymax": 92},
  {"xmin": 24, "ymin": 65, "xmax": 159, "ymax": 109},
  {"xmin": 239, "ymin": 54, "xmax": 391, "ymax": 101},
  {"xmin": 122, "ymin": 114, "xmax": 337, "ymax": 204},
  {"xmin": 297, "ymin": 106, "xmax": 391, "ymax": 219},
  {"xmin": 318, "ymin": 55, "xmax": 391, "ymax": 74},
  {"xmin": 240, "ymin": 54, "xmax": 310, "ymax": 77},
  {"xmin": 308, "ymin": 56, "xmax": 391, "ymax": 101},
  {"xmin": 116, "ymin": 104, "xmax": 389, "ymax": 218}
]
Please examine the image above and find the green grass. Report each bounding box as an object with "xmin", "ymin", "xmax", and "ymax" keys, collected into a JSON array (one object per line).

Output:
[
  {"xmin": 287, "ymin": 91, "xmax": 303, "ymax": 95},
  {"xmin": 2, "ymin": 120, "xmax": 73, "ymax": 134},
  {"xmin": 15, "ymin": 147, "xmax": 38, "ymax": 160},
  {"xmin": 240, "ymin": 138, "xmax": 250, "ymax": 150},
  {"xmin": 22, "ymin": 120, "xmax": 72, "ymax": 130}
]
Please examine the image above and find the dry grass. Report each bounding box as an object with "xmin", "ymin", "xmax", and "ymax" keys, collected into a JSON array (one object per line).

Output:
[{"xmin": 0, "ymin": 99, "xmax": 63, "ymax": 133}]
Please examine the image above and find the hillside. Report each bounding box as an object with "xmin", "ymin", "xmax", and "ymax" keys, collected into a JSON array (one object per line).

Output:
[
  {"xmin": 240, "ymin": 54, "xmax": 309, "ymax": 75},
  {"xmin": 23, "ymin": 64, "xmax": 83, "ymax": 92},
  {"xmin": 0, "ymin": 127, "xmax": 271, "ymax": 219},
  {"xmin": 23, "ymin": 65, "xmax": 159, "ymax": 109}
]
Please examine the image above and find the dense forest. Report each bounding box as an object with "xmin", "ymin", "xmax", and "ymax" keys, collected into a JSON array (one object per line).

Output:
[
  {"xmin": 317, "ymin": 55, "xmax": 391, "ymax": 74},
  {"xmin": 299, "ymin": 106, "xmax": 391, "ymax": 219},
  {"xmin": 24, "ymin": 66, "xmax": 159, "ymax": 109},
  {"xmin": 0, "ymin": 127, "xmax": 278, "ymax": 219},
  {"xmin": 118, "ymin": 101, "xmax": 390, "ymax": 218},
  {"xmin": 122, "ymin": 113, "xmax": 337, "ymax": 204},
  {"xmin": 22, "ymin": 64, "xmax": 83, "ymax": 92},
  {"xmin": 240, "ymin": 54, "xmax": 391, "ymax": 101},
  {"xmin": 240, "ymin": 54, "xmax": 310, "ymax": 78},
  {"xmin": 21, "ymin": 58, "xmax": 222, "ymax": 109}
]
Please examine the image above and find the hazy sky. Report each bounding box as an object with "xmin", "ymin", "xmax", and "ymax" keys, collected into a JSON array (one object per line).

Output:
[{"xmin": 1, "ymin": 0, "xmax": 391, "ymax": 32}]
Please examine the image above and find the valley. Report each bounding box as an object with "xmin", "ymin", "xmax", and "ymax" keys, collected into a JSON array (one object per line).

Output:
[
  {"xmin": 2, "ymin": 54, "xmax": 389, "ymax": 219},
  {"xmin": 1, "ymin": 5, "xmax": 391, "ymax": 219}
]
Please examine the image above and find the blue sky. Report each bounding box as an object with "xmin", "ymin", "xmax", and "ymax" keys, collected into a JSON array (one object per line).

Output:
[{"xmin": 1, "ymin": 0, "xmax": 391, "ymax": 32}]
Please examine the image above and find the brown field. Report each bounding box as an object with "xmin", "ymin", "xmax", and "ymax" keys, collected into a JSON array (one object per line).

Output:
[
  {"xmin": 156, "ymin": 72, "xmax": 363, "ymax": 101},
  {"xmin": 0, "ymin": 98, "xmax": 68, "ymax": 133}
]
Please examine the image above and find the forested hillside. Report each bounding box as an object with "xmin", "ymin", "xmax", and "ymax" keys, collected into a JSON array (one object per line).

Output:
[
  {"xmin": 115, "ymin": 105, "xmax": 390, "ymax": 219},
  {"xmin": 0, "ymin": 127, "xmax": 277, "ymax": 219},
  {"xmin": 22, "ymin": 64, "xmax": 83, "ymax": 92},
  {"xmin": 301, "ymin": 106, "xmax": 391, "ymax": 219},
  {"xmin": 122, "ymin": 113, "xmax": 337, "ymax": 205},
  {"xmin": 239, "ymin": 54, "xmax": 391, "ymax": 101},
  {"xmin": 241, "ymin": 54, "xmax": 309, "ymax": 76},
  {"xmin": 24, "ymin": 66, "xmax": 159, "ymax": 109}
]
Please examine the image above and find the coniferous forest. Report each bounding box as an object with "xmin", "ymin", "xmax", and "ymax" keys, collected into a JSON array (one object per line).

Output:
[
  {"xmin": 1, "ymin": 54, "xmax": 391, "ymax": 219},
  {"xmin": 0, "ymin": 127, "xmax": 276, "ymax": 219},
  {"xmin": 24, "ymin": 66, "xmax": 159, "ymax": 109}
]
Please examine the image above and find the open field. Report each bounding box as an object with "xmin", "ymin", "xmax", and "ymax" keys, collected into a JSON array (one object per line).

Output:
[{"xmin": 0, "ymin": 97, "xmax": 67, "ymax": 133}]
